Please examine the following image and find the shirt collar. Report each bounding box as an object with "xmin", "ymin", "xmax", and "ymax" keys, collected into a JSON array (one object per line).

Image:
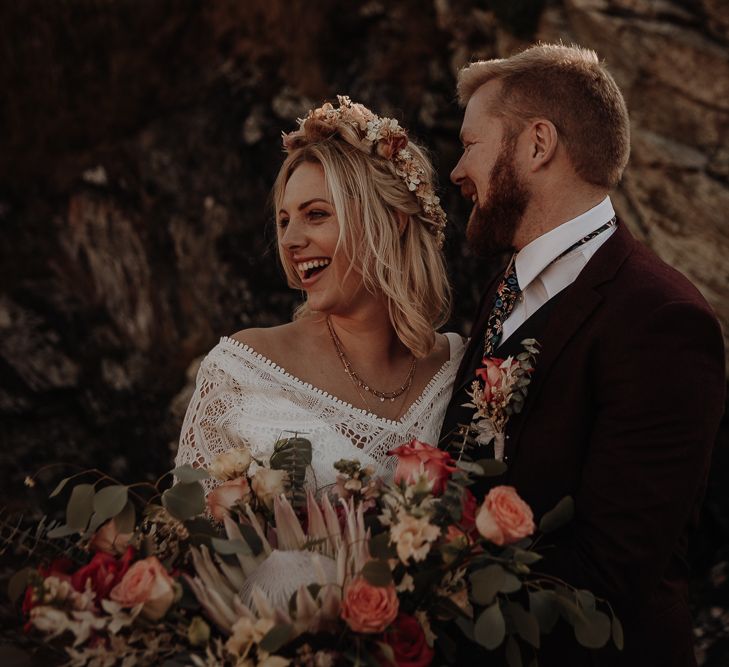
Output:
[{"xmin": 515, "ymin": 196, "xmax": 615, "ymax": 291}]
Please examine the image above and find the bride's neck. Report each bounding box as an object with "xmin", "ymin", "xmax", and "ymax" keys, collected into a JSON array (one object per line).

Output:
[{"xmin": 318, "ymin": 311, "xmax": 408, "ymax": 368}]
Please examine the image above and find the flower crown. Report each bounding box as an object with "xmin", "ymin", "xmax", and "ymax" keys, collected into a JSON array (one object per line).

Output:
[{"xmin": 282, "ymin": 95, "xmax": 447, "ymax": 248}]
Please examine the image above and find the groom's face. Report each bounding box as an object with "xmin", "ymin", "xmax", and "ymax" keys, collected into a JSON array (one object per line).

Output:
[{"xmin": 452, "ymin": 82, "xmax": 530, "ymax": 256}]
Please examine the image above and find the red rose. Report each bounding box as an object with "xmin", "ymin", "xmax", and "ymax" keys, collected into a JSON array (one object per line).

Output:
[
  {"xmin": 71, "ymin": 546, "xmax": 134, "ymax": 600},
  {"xmin": 382, "ymin": 614, "xmax": 434, "ymax": 667},
  {"xmin": 460, "ymin": 489, "xmax": 478, "ymax": 534},
  {"xmin": 388, "ymin": 439, "xmax": 457, "ymax": 495},
  {"xmin": 475, "ymin": 356, "xmax": 507, "ymax": 402}
]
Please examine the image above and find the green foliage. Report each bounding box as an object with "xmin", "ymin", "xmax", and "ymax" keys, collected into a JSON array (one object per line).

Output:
[
  {"xmin": 474, "ymin": 601, "xmax": 506, "ymax": 650},
  {"xmin": 528, "ymin": 590, "xmax": 559, "ymax": 634},
  {"xmin": 210, "ymin": 537, "xmax": 252, "ymax": 555},
  {"xmin": 170, "ymin": 465, "xmax": 210, "ymax": 483},
  {"xmin": 538, "ymin": 496, "xmax": 574, "ymax": 533},
  {"xmin": 91, "ymin": 485, "xmax": 129, "ymax": 525},
  {"xmin": 470, "ymin": 564, "xmax": 522, "ymax": 606},
  {"xmin": 361, "ymin": 559, "xmax": 392, "ymax": 587},
  {"xmin": 162, "ymin": 481, "xmax": 205, "ymax": 521},
  {"xmin": 259, "ymin": 623, "xmax": 294, "ymax": 653},
  {"xmin": 269, "ymin": 435, "xmax": 312, "ymax": 510},
  {"xmin": 66, "ymin": 483, "xmax": 95, "ymax": 531}
]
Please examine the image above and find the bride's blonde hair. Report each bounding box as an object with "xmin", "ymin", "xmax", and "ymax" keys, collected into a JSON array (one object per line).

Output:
[{"xmin": 272, "ymin": 133, "xmax": 451, "ymax": 359}]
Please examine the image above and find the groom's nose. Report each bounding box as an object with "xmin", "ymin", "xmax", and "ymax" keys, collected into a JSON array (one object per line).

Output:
[{"xmin": 450, "ymin": 156, "xmax": 465, "ymax": 186}]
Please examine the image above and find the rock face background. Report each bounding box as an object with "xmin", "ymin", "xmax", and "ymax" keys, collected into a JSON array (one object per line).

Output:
[{"xmin": 1, "ymin": 0, "xmax": 727, "ymax": 660}]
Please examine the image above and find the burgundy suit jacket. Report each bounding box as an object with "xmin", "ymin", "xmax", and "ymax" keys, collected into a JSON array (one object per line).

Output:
[{"xmin": 440, "ymin": 223, "xmax": 726, "ymax": 665}]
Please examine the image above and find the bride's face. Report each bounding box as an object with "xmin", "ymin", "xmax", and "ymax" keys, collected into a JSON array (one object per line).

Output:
[{"xmin": 277, "ymin": 162, "xmax": 368, "ymax": 314}]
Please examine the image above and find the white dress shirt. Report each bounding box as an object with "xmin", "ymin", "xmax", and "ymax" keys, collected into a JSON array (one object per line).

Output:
[{"xmin": 500, "ymin": 196, "xmax": 617, "ymax": 344}]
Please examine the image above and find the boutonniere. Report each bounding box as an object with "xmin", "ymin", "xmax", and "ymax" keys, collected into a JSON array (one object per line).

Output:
[{"xmin": 461, "ymin": 338, "xmax": 540, "ymax": 461}]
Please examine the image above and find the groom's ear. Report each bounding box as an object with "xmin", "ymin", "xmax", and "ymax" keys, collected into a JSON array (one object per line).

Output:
[{"xmin": 526, "ymin": 119, "xmax": 559, "ymax": 171}]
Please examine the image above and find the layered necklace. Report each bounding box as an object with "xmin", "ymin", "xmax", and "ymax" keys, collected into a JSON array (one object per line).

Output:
[{"xmin": 326, "ymin": 316, "xmax": 417, "ymax": 404}]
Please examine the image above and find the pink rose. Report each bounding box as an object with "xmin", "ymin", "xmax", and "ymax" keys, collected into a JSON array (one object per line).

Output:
[
  {"xmin": 475, "ymin": 357, "xmax": 506, "ymax": 402},
  {"xmin": 206, "ymin": 477, "xmax": 252, "ymax": 522},
  {"xmin": 110, "ymin": 556, "xmax": 176, "ymax": 621},
  {"xmin": 388, "ymin": 439, "xmax": 456, "ymax": 495},
  {"xmin": 89, "ymin": 517, "xmax": 133, "ymax": 555},
  {"xmin": 341, "ymin": 576, "xmax": 399, "ymax": 633},
  {"xmin": 475, "ymin": 486, "xmax": 535, "ymax": 546}
]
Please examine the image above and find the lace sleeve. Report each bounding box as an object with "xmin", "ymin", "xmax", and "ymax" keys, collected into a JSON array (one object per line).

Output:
[{"xmin": 175, "ymin": 353, "xmax": 232, "ymax": 472}]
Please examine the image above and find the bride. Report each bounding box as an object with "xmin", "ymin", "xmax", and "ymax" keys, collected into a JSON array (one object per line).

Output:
[{"xmin": 175, "ymin": 96, "xmax": 464, "ymax": 489}]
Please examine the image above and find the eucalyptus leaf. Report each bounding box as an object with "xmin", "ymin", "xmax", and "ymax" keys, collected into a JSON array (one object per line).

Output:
[
  {"xmin": 529, "ymin": 590, "xmax": 559, "ymax": 634},
  {"xmin": 455, "ymin": 460, "xmax": 485, "ymax": 476},
  {"xmin": 369, "ymin": 532, "xmax": 396, "ymax": 560},
  {"xmin": 239, "ymin": 523, "xmax": 263, "ymax": 556},
  {"xmin": 49, "ymin": 477, "xmax": 71, "ymax": 498},
  {"xmin": 511, "ymin": 548, "xmax": 542, "ymax": 565},
  {"xmin": 376, "ymin": 642, "xmax": 396, "ymax": 665},
  {"xmin": 211, "ymin": 537, "xmax": 252, "ymax": 556},
  {"xmin": 8, "ymin": 568, "xmax": 33, "ymax": 605},
  {"xmin": 47, "ymin": 523, "xmax": 78, "ymax": 539},
  {"xmin": 456, "ymin": 616, "xmax": 475, "ymax": 641},
  {"xmin": 361, "ymin": 559, "xmax": 393, "ymax": 587},
  {"xmin": 259, "ymin": 623, "xmax": 293, "ymax": 653},
  {"xmin": 171, "ymin": 465, "xmax": 210, "ymax": 483},
  {"xmin": 474, "ymin": 602, "xmax": 506, "ymax": 650},
  {"xmin": 162, "ymin": 481, "xmax": 206, "ymax": 521},
  {"xmin": 475, "ymin": 459, "xmax": 508, "ymax": 477},
  {"xmin": 611, "ymin": 615, "xmax": 624, "ymax": 650},
  {"xmin": 576, "ymin": 589, "xmax": 596, "ymax": 612},
  {"xmin": 505, "ymin": 601, "xmax": 540, "ymax": 648},
  {"xmin": 574, "ymin": 608, "xmax": 611, "ymax": 648},
  {"xmin": 470, "ymin": 564, "xmax": 505, "ymax": 605},
  {"xmin": 115, "ymin": 501, "xmax": 136, "ymax": 534},
  {"xmin": 66, "ymin": 484, "xmax": 95, "ymax": 531},
  {"xmin": 538, "ymin": 496, "xmax": 574, "ymax": 533},
  {"xmin": 505, "ymin": 635, "xmax": 523, "ymax": 667},
  {"xmin": 500, "ymin": 571, "xmax": 522, "ymax": 594},
  {"xmin": 92, "ymin": 485, "xmax": 129, "ymax": 524}
]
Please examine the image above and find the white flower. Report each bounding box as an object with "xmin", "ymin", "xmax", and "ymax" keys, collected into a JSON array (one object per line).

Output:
[
  {"xmin": 251, "ymin": 468, "xmax": 288, "ymax": 510},
  {"xmin": 209, "ymin": 446, "xmax": 253, "ymax": 481},
  {"xmin": 389, "ymin": 508, "xmax": 440, "ymax": 563}
]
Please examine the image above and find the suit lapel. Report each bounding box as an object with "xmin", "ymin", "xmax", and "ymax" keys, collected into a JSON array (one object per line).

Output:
[{"xmin": 504, "ymin": 222, "xmax": 636, "ymax": 456}]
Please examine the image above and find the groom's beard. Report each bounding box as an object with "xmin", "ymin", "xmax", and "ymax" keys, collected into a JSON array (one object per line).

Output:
[{"xmin": 466, "ymin": 136, "xmax": 530, "ymax": 257}]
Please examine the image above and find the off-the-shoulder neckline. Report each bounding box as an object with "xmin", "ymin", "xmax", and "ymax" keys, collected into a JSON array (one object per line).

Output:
[{"xmin": 215, "ymin": 334, "xmax": 463, "ymax": 427}]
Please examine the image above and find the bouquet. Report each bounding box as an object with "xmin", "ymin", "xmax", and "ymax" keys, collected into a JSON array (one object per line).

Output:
[{"xmin": 4, "ymin": 434, "xmax": 623, "ymax": 666}]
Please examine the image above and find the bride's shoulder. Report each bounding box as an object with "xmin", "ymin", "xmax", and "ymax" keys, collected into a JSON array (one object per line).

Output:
[{"xmin": 228, "ymin": 321, "xmax": 309, "ymax": 364}]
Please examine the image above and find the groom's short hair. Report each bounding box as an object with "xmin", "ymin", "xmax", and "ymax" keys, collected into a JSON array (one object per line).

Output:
[{"xmin": 457, "ymin": 43, "xmax": 630, "ymax": 189}]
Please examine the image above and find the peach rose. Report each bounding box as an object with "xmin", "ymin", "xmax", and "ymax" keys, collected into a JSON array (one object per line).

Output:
[
  {"xmin": 475, "ymin": 486, "xmax": 535, "ymax": 546},
  {"xmin": 475, "ymin": 356, "xmax": 506, "ymax": 402},
  {"xmin": 341, "ymin": 576, "xmax": 399, "ymax": 633},
  {"xmin": 206, "ymin": 477, "xmax": 252, "ymax": 522},
  {"xmin": 209, "ymin": 446, "xmax": 252, "ymax": 481},
  {"xmin": 251, "ymin": 468, "xmax": 288, "ymax": 510},
  {"xmin": 89, "ymin": 517, "xmax": 133, "ymax": 555},
  {"xmin": 388, "ymin": 439, "xmax": 456, "ymax": 495},
  {"xmin": 109, "ymin": 556, "xmax": 176, "ymax": 621}
]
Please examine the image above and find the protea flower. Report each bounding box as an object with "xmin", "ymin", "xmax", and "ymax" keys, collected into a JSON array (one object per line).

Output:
[{"xmin": 185, "ymin": 490, "xmax": 370, "ymax": 637}]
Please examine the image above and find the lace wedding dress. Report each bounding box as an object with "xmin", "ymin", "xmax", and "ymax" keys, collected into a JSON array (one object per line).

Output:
[{"xmin": 175, "ymin": 333, "xmax": 465, "ymax": 489}]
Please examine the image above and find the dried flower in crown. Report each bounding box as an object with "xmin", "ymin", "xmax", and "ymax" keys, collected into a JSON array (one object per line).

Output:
[{"xmin": 282, "ymin": 95, "xmax": 447, "ymax": 247}]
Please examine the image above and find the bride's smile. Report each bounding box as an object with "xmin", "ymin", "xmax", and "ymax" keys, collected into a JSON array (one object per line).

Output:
[{"xmin": 277, "ymin": 161, "xmax": 369, "ymax": 315}]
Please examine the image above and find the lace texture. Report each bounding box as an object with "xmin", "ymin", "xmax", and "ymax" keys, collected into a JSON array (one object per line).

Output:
[{"xmin": 175, "ymin": 334, "xmax": 465, "ymax": 490}]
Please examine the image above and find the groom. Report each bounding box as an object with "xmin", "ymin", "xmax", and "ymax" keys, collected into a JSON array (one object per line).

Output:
[{"xmin": 440, "ymin": 44, "xmax": 725, "ymax": 666}]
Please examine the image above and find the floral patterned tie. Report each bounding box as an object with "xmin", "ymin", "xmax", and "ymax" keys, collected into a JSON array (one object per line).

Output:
[
  {"xmin": 483, "ymin": 254, "xmax": 520, "ymax": 356},
  {"xmin": 482, "ymin": 217, "xmax": 617, "ymax": 356}
]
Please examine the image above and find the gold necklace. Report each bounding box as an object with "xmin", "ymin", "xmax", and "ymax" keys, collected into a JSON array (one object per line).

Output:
[{"xmin": 326, "ymin": 316, "xmax": 417, "ymax": 403}]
